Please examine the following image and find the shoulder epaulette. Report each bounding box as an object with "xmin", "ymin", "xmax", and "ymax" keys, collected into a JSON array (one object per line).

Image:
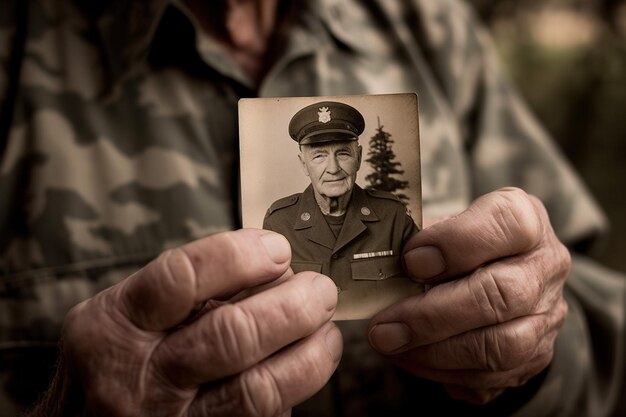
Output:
[
  {"xmin": 365, "ymin": 188, "xmax": 401, "ymax": 202},
  {"xmin": 267, "ymin": 194, "xmax": 300, "ymax": 215}
]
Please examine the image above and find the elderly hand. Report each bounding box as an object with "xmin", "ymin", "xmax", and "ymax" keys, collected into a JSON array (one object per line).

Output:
[
  {"xmin": 41, "ymin": 229, "xmax": 341, "ymax": 417},
  {"xmin": 367, "ymin": 188, "xmax": 570, "ymax": 404}
]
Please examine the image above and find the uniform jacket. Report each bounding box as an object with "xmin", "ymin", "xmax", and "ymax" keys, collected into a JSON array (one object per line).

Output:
[{"xmin": 263, "ymin": 185, "xmax": 420, "ymax": 319}]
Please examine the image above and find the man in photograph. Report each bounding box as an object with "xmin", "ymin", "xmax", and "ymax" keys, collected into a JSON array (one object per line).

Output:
[{"xmin": 263, "ymin": 101, "xmax": 420, "ymax": 318}]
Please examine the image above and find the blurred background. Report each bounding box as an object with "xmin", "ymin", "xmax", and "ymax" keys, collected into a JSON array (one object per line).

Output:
[
  {"xmin": 468, "ymin": 1, "xmax": 626, "ymax": 415},
  {"xmin": 469, "ymin": 0, "xmax": 626, "ymax": 273}
]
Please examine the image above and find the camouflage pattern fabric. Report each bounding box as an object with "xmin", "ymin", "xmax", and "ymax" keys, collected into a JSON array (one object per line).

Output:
[{"xmin": 0, "ymin": 0, "xmax": 623, "ymax": 416}]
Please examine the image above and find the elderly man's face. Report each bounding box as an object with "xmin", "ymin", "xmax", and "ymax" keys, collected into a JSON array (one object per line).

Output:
[{"xmin": 299, "ymin": 140, "xmax": 362, "ymax": 199}]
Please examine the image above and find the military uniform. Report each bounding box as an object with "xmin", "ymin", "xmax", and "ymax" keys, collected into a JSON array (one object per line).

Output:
[
  {"xmin": 264, "ymin": 184, "xmax": 419, "ymax": 319},
  {"xmin": 0, "ymin": 0, "xmax": 624, "ymax": 416},
  {"xmin": 263, "ymin": 99, "xmax": 421, "ymax": 319}
]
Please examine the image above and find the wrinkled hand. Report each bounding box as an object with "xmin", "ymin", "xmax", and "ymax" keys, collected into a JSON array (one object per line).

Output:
[
  {"xmin": 368, "ymin": 188, "xmax": 570, "ymax": 404},
  {"xmin": 52, "ymin": 229, "xmax": 341, "ymax": 417}
]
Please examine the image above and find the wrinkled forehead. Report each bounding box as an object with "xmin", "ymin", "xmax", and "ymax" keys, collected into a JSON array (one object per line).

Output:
[{"xmin": 300, "ymin": 140, "xmax": 359, "ymax": 153}]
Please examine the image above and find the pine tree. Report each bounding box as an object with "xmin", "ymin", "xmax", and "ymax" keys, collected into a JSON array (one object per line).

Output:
[{"xmin": 365, "ymin": 117, "xmax": 410, "ymax": 205}]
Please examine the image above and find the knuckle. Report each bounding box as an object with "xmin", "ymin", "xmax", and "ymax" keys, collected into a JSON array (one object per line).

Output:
[
  {"xmin": 507, "ymin": 265, "xmax": 541, "ymax": 313},
  {"xmin": 126, "ymin": 247, "xmax": 197, "ymax": 328},
  {"xmin": 220, "ymin": 232, "xmax": 249, "ymax": 267},
  {"xmin": 63, "ymin": 292, "xmax": 125, "ymax": 355},
  {"xmin": 554, "ymin": 241, "xmax": 572, "ymax": 280},
  {"xmin": 283, "ymin": 282, "xmax": 320, "ymax": 331},
  {"xmin": 240, "ymin": 366, "xmax": 284, "ymax": 417},
  {"xmin": 62, "ymin": 300, "xmax": 93, "ymax": 348},
  {"xmin": 527, "ymin": 194, "xmax": 553, "ymax": 234},
  {"xmin": 511, "ymin": 269, "xmax": 542, "ymax": 313},
  {"xmin": 284, "ymin": 279, "xmax": 328, "ymax": 333},
  {"xmin": 532, "ymin": 241, "xmax": 570, "ymax": 309},
  {"xmin": 482, "ymin": 325, "xmax": 535, "ymax": 372},
  {"xmin": 471, "ymin": 265, "xmax": 537, "ymax": 322},
  {"xmin": 210, "ymin": 304, "xmax": 262, "ymax": 367},
  {"xmin": 554, "ymin": 298, "xmax": 569, "ymax": 328},
  {"xmin": 61, "ymin": 297, "xmax": 144, "ymax": 411},
  {"xmin": 462, "ymin": 332, "xmax": 489, "ymax": 370},
  {"xmin": 489, "ymin": 188, "xmax": 541, "ymax": 251},
  {"xmin": 64, "ymin": 299, "xmax": 89, "ymax": 331},
  {"xmin": 189, "ymin": 376, "xmax": 264, "ymax": 417},
  {"xmin": 151, "ymin": 334, "xmax": 197, "ymax": 389},
  {"xmin": 158, "ymin": 247, "xmax": 197, "ymax": 294},
  {"xmin": 222, "ymin": 232, "xmax": 287, "ymax": 280},
  {"xmin": 470, "ymin": 269, "xmax": 508, "ymax": 322},
  {"xmin": 296, "ymin": 336, "xmax": 332, "ymax": 386},
  {"xmin": 480, "ymin": 330, "xmax": 504, "ymax": 371}
]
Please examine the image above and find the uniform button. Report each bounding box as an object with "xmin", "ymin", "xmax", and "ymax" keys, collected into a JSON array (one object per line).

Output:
[
  {"xmin": 361, "ymin": 207, "xmax": 371, "ymax": 216},
  {"xmin": 378, "ymin": 270, "xmax": 384, "ymax": 279},
  {"xmin": 331, "ymin": 253, "xmax": 340, "ymax": 260},
  {"xmin": 300, "ymin": 212, "xmax": 311, "ymax": 221}
]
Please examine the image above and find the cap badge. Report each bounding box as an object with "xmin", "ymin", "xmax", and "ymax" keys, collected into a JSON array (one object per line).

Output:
[{"xmin": 318, "ymin": 107, "xmax": 331, "ymax": 123}]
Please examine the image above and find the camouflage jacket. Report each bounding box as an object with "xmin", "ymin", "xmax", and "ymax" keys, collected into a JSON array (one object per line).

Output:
[{"xmin": 0, "ymin": 0, "xmax": 624, "ymax": 416}]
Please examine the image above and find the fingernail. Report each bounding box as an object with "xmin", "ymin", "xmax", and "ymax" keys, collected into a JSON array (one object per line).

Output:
[
  {"xmin": 314, "ymin": 275, "xmax": 338, "ymax": 311},
  {"xmin": 404, "ymin": 246, "xmax": 446, "ymax": 280},
  {"xmin": 369, "ymin": 322, "xmax": 411, "ymax": 353},
  {"xmin": 325, "ymin": 325, "xmax": 343, "ymax": 363},
  {"xmin": 260, "ymin": 233, "xmax": 290, "ymax": 264}
]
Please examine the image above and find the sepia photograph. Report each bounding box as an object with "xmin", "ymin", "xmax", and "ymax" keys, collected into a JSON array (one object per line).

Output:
[{"xmin": 240, "ymin": 93, "xmax": 423, "ymax": 320}]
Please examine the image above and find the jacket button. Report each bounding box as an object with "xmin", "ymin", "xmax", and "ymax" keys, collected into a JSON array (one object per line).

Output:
[{"xmin": 332, "ymin": 253, "xmax": 340, "ymax": 259}]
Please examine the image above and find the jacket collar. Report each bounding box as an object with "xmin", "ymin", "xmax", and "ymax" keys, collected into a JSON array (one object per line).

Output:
[
  {"xmin": 93, "ymin": 0, "xmax": 170, "ymax": 85},
  {"xmin": 345, "ymin": 184, "xmax": 380, "ymax": 223},
  {"xmin": 293, "ymin": 184, "xmax": 380, "ymax": 253},
  {"xmin": 91, "ymin": 0, "xmax": 347, "ymax": 89},
  {"xmin": 334, "ymin": 184, "xmax": 380, "ymax": 253}
]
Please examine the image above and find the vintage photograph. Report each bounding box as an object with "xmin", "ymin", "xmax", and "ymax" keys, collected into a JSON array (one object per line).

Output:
[{"xmin": 239, "ymin": 94, "xmax": 423, "ymax": 320}]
